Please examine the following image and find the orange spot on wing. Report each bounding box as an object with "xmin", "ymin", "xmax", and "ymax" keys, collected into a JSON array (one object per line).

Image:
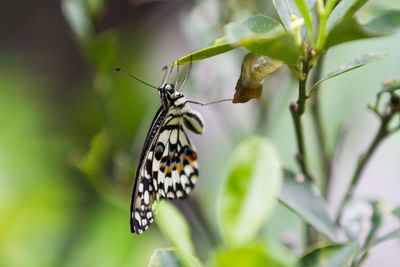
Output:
[{"xmin": 187, "ymin": 151, "xmax": 197, "ymax": 162}]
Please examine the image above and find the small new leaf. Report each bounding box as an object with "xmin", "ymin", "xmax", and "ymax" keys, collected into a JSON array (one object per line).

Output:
[
  {"xmin": 370, "ymin": 229, "xmax": 400, "ymax": 247},
  {"xmin": 308, "ymin": 53, "xmax": 387, "ymax": 96},
  {"xmin": 294, "ymin": 0, "xmax": 313, "ymax": 36},
  {"xmin": 234, "ymin": 53, "xmax": 283, "ymax": 103}
]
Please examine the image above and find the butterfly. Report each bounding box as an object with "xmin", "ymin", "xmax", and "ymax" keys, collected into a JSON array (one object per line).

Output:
[{"xmin": 117, "ymin": 64, "xmax": 204, "ymax": 234}]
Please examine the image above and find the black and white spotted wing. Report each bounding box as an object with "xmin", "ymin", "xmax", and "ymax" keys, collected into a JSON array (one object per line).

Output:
[{"xmin": 130, "ymin": 86, "xmax": 204, "ymax": 234}]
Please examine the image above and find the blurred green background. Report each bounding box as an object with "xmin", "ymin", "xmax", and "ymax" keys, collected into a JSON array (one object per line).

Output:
[{"xmin": 0, "ymin": 0, "xmax": 399, "ymax": 266}]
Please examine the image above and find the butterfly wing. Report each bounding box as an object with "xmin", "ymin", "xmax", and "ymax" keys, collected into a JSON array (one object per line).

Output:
[
  {"xmin": 130, "ymin": 106, "xmax": 167, "ymax": 234},
  {"xmin": 130, "ymin": 99, "xmax": 204, "ymax": 234},
  {"xmin": 152, "ymin": 105, "xmax": 203, "ymax": 200}
]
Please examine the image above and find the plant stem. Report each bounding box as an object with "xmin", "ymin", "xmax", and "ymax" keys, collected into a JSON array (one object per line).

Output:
[
  {"xmin": 310, "ymin": 56, "xmax": 332, "ymax": 196},
  {"xmin": 336, "ymin": 111, "xmax": 396, "ymax": 222},
  {"xmin": 316, "ymin": 0, "xmax": 337, "ymax": 51},
  {"xmin": 354, "ymin": 251, "xmax": 369, "ymax": 267},
  {"xmin": 290, "ymin": 57, "xmax": 316, "ymax": 245},
  {"xmin": 290, "ymin": 68, "xmax": 312, "ymax": 181}
]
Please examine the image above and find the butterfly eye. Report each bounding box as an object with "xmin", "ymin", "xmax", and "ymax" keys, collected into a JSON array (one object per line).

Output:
[{"xmin": 164, "ymin": 84, "xmax": 175, "ymax": 93}]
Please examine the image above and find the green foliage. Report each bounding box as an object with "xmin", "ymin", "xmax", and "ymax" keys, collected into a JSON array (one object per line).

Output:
[
  {"xmin": 364, "ymin": 10, "xmax": 400, "ymax": 34},
  {"xmin": 273, "ymin": 0, "xmax": 316, "ymax": 35},
  {"xmin": 308, "ymin": 53, "xmax": 387, "ymax": 96},
  {"xmin": 325, "ymin": 10, "xmax": 400, "ymax": 48},
  {"xmin": 176, "ymin": 15, "xmax": 300, "ymax": 65},
  {"xmin": 299, "ymin": 242, "xmax": 359, "ymax": 267},
  {"xmin": 215, "ymin": 243, "xmax": 294, "ymax": 267},
  {"xmin": 393, "ymin": 207, "xmax": 400, "ymax": 219},
  {"xmin": 326, "ymin": 0, "xmax": 369, "ymax": 33},
  {"xmin": 279, "ymin": 172, "xmax": 338, "ymax": 241},
  {"xmin": 148, "ymin": 249, "xmax": 182, "ymax": 267},
  {"xmin": 175, "ymin": 42, "xmax": 233, "ymax": 65},
  {"xmin": 155, "ymin": 202, "xmax": 199, "ymax": 267},
  {"xmin": 0, "ymin": 71, "xmax": 74, "ymax": 267},
  {"xmin": 293, "ymin": 0, "xmax": 314, "ymax": 37},
  {"xmin": 219, "ymin": 136, "xmax": 282, "ymax": 245},
  {"xmin": 238, "ymin": 32, "xmax": 299, "ymax": 64},
  {"xmin": 370, "ymin": 229, "xmax": 400, "ymax": 247}
]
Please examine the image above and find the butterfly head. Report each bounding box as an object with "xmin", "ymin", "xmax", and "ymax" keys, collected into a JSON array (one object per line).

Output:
[
  {"xmin": 159, "ymin": 84, "xmax": 183, "ymax": 109},
  {"xmin": 159, "ymin": 83, "xmax": 183, "ymax": 98},
  {"xmin": 161, "ymin": 84, "xmax": 175, "ymax": 94}
]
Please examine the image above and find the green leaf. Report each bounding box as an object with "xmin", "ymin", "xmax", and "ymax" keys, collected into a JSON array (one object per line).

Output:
[
  {"xmin": 294, "ymin": 0, "xmax": 314, "ymax": 34},
  {"xmin": 370, "ymin": 229, "xmax": 400, "ymax": 247},
  {"xmin": 325, "ymin": 10, "xmax": 400, "ymax": 48},
  {"xmin": 273, "ymin": 0, "xmax": 296, "ymax": 31},
  {"xmin": 326, "ymin": 0, "xmax": 369, "ymax": 33},
  {"xmin": 363, "ymin": 201, "xmax": 389, "ymax": 247},
  {"xmin": 279, "ymin": 171, "xmax": 338, "ymax": 240},
  {"xmin": 299, "ymin": 242, "xmax": 359, "ymax": 267},
  {"xmin": 156, "ymin": 202, "xmax": 198, "ymax": 267},
  {"xmin": 273, "ymin": 0, "xmax": 316, "ymax": 32},
  {"xmin": 363, "ymin": 10, "xmax": 400, "ymax": 34},
  {"xmin": 239, "ymin": 32, "xmax": 300, "ymax": 64},
  {"xmin": 174, "ymin": 39, "xmax": 234, "ymax": 65},
  {"xmin": 392, "ymin": 206, "xmax": 400, "ymax": 219},
  {"xmin": 228, "ymin": 14, "xmax": 283, "ymax": 41},
  {"xmin": 325, "ymin": 16, "xmax": 373, "ymax": 48},
  {"xmin": 229, "ymin": 15, "xmax": 300, "ymax": 63},
  {"xmin": 215, "ymin": 243, "xmax": 294, "ymax": 267},
  {"xmin": 148, "ymin": 249, "xmax": 182, "ymax": 267},
  {"xmin": 234, "ymin": 14, "xmax": 301, "ymax": 64},
  {"xmin": 219, "ymin": 136, "xmax": 283, "ymax": 245},
  {"xmin": 308, "ymin": 53, "xmax": 387, "ymax": 96},
  {"xmin": 175, "ymin": 15, "xmax": 301, "ymax": 65}
]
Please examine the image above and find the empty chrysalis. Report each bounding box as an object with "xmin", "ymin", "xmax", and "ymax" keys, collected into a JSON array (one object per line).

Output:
[{"xmin": 234, "ymin": 52, "xmax": 283, "ymax": 103}]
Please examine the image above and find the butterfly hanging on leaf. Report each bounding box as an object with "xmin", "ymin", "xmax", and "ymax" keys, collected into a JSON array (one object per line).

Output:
[{"xmin": 116, "ymin": 63, "xmax": 207, "ymax": 234}]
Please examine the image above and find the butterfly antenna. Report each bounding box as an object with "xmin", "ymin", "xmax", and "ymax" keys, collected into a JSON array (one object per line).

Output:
[
  {"xmin": 163, "ymin": 64, "xmax": 174, "ymax": 86},
  {"xmin": 161, "ymin": 66, "xmax": 168, "ymax": 84},
  {"xmin": 115, "ymin": 68, "xmax": 158, "ymax": 89},
  {"xmin": 187, "ymin": 98, "xmax": 233, "ymax": 106},
  {"xmin": 175, "ymin": 60, "xmax": 180, "ymax": 89},
  {"xmin": 179, "ymin": 55, "xmax": 192, "ymax": 92}
]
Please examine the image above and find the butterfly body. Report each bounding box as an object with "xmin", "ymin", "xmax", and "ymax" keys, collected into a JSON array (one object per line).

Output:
[{"xmin": 131, "ymin": 83, "xmax": 204, "ymax": 234}]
